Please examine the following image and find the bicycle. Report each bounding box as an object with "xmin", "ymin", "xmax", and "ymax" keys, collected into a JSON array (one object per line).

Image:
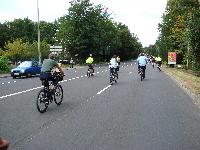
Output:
[
  {"xmin": 36, "ymin": 72, "xmax": 64, "ymax": 113},
  {"xmin": 138, "ymin": 67, "xmax": 145, "ymax": 81},
  {"xmin": 157, "ymin": 64, "xmax": 161, "ymax": 72},
  {"xmin": 87, "ymin": 65, "xmax": 94, "ymax": 78},
  {"xmin": 110, "ymin": 68, "xmax": 118, "ymax": 84}
]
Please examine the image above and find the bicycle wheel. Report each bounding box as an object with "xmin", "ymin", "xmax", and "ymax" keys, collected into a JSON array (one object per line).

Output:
[
  {"xmin": 54, "ymin": 84, "xmax": 63, "ymax": 105},
  {"xmin": 140, "ymin": 69, "xmax": 143, "ymax": 81},
  {"xmin": 87, "ymin": 70, "xmax": 90, "ymax": 78},
  {"xmin": 36, "ymin": 89, "xmax": 48, "ymax": 113}
]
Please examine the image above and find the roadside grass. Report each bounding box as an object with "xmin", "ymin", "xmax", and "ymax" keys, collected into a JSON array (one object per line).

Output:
[{"xmin": 163, "ymin": 66, "xmax": 200, "ymax": 108}]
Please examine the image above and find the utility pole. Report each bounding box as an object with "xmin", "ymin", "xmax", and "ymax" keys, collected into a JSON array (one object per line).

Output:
[{"xmin": 37, "ymin": 0, "xmax": 42, "ymax": 65}]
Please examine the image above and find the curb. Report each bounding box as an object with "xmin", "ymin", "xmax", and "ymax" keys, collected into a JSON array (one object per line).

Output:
[{"xmin": 0, "ymin": 74, "xmax": 10, "ymax": 78}]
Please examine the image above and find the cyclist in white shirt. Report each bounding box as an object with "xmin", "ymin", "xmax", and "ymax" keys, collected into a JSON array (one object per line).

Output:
[
  {"xmin": 109, "ymin": 55, "xmax": 118, "ymax": 79},
  {"xmin": 137, "ymin": 53, "xmax": 148, "ymax": 78}
]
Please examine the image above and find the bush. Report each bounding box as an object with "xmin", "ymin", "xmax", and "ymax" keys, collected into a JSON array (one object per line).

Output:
[{"xmin": 0, "ymin": 56, "xmax": 9, "ymax": 72}]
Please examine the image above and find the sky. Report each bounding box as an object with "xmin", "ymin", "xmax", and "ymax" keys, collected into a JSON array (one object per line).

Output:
[{"xmin": 0, "ymin": 0, "xmax": 168, "ymax": 47}]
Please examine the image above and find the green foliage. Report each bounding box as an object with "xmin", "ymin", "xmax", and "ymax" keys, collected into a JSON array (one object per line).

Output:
[
  {"xmin": 0, "ymin": 0, "xmax": 142, "ymax": 63},
  {"xmin": 56, "ymin": 0, "xmax": 141, "ymax": 62},
  {"xmin": 0, "ymin": 56, "xmax": 9, "ymax": 72},
  {"xmin": 4, "ymin": 39, "xmax": 28, "ymax": 63},
  {"xmin": 154, "ymin": 0, "xmax": 200, "ymax": 70}
]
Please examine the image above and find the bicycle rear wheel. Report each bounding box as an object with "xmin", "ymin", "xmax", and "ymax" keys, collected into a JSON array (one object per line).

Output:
[
  {"xmin": 140, "ymin": 69, "xmax": 143, "ymax": 81},
  {"xmin": 87, "ymin": 70, "xmax": 90, "ymax": 78},
  {"xmin": 54, "ymin": 85, "xmax": 63, "ymax": 105},
  {"xmin": 36, "ymin": 89, "xmax": 48, "ymax": 113}
]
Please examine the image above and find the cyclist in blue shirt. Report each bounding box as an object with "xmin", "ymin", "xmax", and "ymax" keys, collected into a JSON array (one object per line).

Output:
[{"xmin": 137, "ymin": 53, "xmax": 148, "ymax": 78}]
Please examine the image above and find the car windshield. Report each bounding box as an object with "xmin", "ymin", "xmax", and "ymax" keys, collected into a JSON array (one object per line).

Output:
[{"xmin": 18, "ymin": 61, "xmax": 32, "ymax": 67}]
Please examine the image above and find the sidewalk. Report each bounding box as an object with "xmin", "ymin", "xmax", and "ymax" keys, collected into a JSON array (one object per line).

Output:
[{"xmin": 0, "ymin": 73, "xmax": 10, "ymax": 78}]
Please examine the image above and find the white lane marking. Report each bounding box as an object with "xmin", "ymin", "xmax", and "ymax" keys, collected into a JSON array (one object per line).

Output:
[
  {"xmin": 129, "ymin": 72, "xmax": 132, "ymax": 74},
  {"xmin": 99, "ymin": 67, "xmax": 101, "ymax": 68},
  {"xmin": 135, "ymin": 63, "xmax": 136, "ymax": 64},
  {"xmin": 127, "ymin": 65, "xmax": 129, "ymax": 67},
  {"xmin": 8, "ymin": 82, "xmax": 10, "ymax": 84},
  {"xmin": 0, "ymin": 86, "xmax": 43, "ymax": 99},
  {"xmin": 97, "ymin": 85, "xmax": 111, "ymax": 95},
  {"xmin": 105, "ymin": 70, "xmax": 107, "ymax": 71},
  {"xmin": 102, "ymin": 71, "xmax": 104, "ymax": 72},
  {"xmin": 0, "ymin": 69, "xmax": 108, "ymax": 99},
  {"xmin": 85, "ymin": 75, "xmax": 87, "ymax": 77},
  {"xmin": 122, "ymin": 66, "xmax": 124, "ymax": 68},
  {"xmin": 97, "ymin": 72, "xmax": 99, "ymax": 74},
  {"xmin": 131, "ymin": 64, "xmax": 132, "ymax": 66},
  {"xmin": 14, "ymin": 81, "xmax": 16, "ymax": 83},
  {"xmin": 75, "ymin": 71, "xmax": 77, "ymax": 72}
]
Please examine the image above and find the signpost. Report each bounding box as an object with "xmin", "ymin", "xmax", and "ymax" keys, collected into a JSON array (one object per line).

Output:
[{"xmin": 168, "ymin": 52, "xmax": 177, "ymax": 65}]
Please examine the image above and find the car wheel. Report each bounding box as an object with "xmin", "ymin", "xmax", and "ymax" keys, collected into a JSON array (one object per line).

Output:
[{"xmin": 27, "ymin": 72, "xmax": 32, "ymax": 78}]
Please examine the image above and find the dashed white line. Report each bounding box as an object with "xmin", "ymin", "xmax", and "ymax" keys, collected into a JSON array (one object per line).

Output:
[
  {"xmin": 97, "ymin": 85, "xmax": 111, "ymax": 95},
  {"xmin": 2, "ymin": 83, "xmax": 4, "ymax": 85},
  {"xmin": 0, "ymin": 86, "xmax": 43, "ymax": 99}
]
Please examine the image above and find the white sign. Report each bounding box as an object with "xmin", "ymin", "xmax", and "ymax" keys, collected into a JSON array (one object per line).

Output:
[{"xmin": 50, "ymin": 45, "xmax": 62, "ymax": 52}]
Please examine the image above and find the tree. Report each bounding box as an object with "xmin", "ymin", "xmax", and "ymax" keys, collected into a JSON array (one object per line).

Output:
[
  {"xmin": 56, "ymin": 0, "xmax": 142, "ymax": 62},
  {"xmin": 0, "ymin": 23, "xmax": 11, "ymax": 49},
  {"xmin": 4, "ymin": 39, "xmax": 28, "ymax": 64}
]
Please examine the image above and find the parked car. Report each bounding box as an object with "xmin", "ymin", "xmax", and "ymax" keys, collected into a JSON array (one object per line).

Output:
[{"xmin": 11, "ymin": 61, "xmax": 41, "ymax": 78}]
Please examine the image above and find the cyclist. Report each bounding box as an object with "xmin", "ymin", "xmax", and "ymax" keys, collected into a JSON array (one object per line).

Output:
[
  {"xmin": 137, "ymin": 53, "xmax": 148, "ymax": 79},
  {"xmin": 40, "ymin": 53, "xmax": 64, "ymax": 89},
  {"xmin": 151, "ymin": 56, "xmax": 156, "ymax": 68},
  {"xmin": 109, "ymin": 55, "xmax": 118, "ymax": 81},
  {"xmin": 155, "ymin": 56, "xmax": 162, "ymax": 71},
  {"xmin": 116, "ymin": 55, "xmax": 120, "ymax": 71},
  {"xmin": 86, "ymin": 54, "xmax": 94, "ymax": 75}
]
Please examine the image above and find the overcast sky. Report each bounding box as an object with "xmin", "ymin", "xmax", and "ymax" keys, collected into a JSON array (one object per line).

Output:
[{"xmin": 0, "ymin": 0, "xmax": 167, "ymax": 47}]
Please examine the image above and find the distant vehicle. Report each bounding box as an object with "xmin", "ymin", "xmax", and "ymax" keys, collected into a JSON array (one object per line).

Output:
[{"xmin": 11, "ymin": 61, "xmax": 41, "ymax": 79}]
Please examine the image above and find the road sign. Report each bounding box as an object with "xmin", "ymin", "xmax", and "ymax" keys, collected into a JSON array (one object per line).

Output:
[
  {"xmin": 168, "ymin": 52, "xmax": 176, "ymax": 64},
  {"xmin": 50, "ymin": 45, "xmax": 62, "ymax": 52}
]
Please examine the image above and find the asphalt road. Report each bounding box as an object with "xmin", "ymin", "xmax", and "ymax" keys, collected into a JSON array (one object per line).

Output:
[{"xmin": 1, "ymin": 61, "xmax": 200, "ymax": 150}]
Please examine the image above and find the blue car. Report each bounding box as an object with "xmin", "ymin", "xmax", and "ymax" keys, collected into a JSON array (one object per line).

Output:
[{"xmin": 11, "ymin": 61, "xmax": 42, "ymax": 78}]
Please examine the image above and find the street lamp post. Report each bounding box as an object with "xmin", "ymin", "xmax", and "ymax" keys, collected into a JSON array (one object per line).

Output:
[{"xmin": 37, "ymin": 0, "xmax": 42, "ymax": 65}]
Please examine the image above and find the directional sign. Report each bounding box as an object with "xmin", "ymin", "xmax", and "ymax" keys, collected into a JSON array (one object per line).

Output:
[{"xmin": 50, "ymin": 45, "xmax": 62, "ymax": 52}]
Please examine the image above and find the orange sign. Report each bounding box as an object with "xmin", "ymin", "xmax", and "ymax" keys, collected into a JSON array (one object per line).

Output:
[{"xmin": 168, "ymin": 52, "xmax": 176, "ymax": 64}]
